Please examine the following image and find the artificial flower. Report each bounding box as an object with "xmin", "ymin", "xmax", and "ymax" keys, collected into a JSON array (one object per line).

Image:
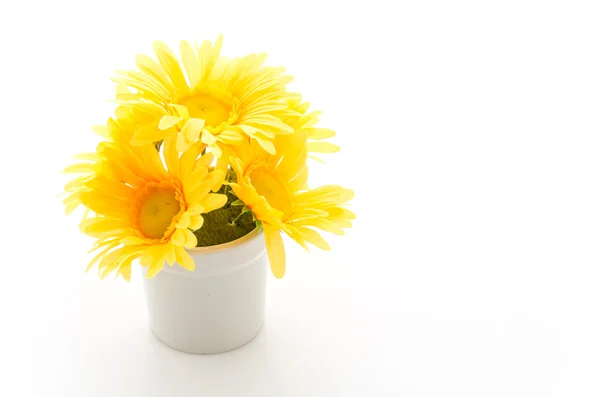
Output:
[
  {"xmin": 284, "ymin": 94, "xmax": 341, "ymax": 162},
  {"xmin": 63, "ymin": 119, "xmax": 227, "ymax": 280},
  {"xmin": 227, "ymin": 125, "xmax": 354, "ymax": 278},
  {"xmin": 113, "ymin": 36, "xmax": 297, "ymax": 156}
]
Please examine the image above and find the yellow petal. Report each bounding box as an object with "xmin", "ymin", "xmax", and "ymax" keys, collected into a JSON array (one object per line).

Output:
[
  {"xmin": 183, "ymin": 230, "xmax": 198, "ymax": 249},
  {"xmin": 171, "ymin": 229, "xmax": 186, "ymax": 246},
  {"xmin": 64, "ymin": 175, "xmax": 88, "ymax": 192},
  {"xmin": 80, "ymin": 218, "xmax": 129, "ymax": 237},
  {"xmin": 200, "ymin": 193, "xmax": 227, "ymax": 212},
  {"xmin": 296, "ymin": 185, "xmax": 354, "ymax": 204},
  {"xmin": 284, "ymin": 225, "xmax": 310, "ymax": 251},
  {"xmin": 101, "ymin": 248, "xmax": 138, "ymax": 280},
  {"xmin": 176, "ymin": 133, "xmax": 193, "ymax": 152},
  {"xmin": 252, "ymin": 135, "xmax": 275, "ymax": 155},
  {"xmin": 121, "ymin": 236, "xmax": 147, "ymax": 246},
  {"xmin": 188, "ymin": 214, "xmax": 204, "ymax": 230},
  {"xmin": 114, "ymin": 105, "xmax": 131, "ymax": 120},
  {"xmin": 92, "ymin": 125, "xmax": 110, "ymax": 139},
  {"xmin": 305, "ymin": 128, "xmax": 336, "ymax": 140},
  {"xmin": 139, "ymin": 244, "xmax": 167, "ymax": 267},
  {"xmin": 208, "ymin": 143, "xmax": 222, "ymax": 158},
  {"xmin": 72, "ymin": 152, "xmax": 98, "ymax": 162},
  {"xmin": 135, "ymin": 54, "xmax": 173, "ymax": 91},
  {"xmin": 126, "ymin": 101, "xmax": 168, "ymax": 117},
  {"xmin": 86, "ymin": 241, "xmax": 120, "ymax": 272},
  {"xmin": 96, "ymin": 247, "xmax": 126, "ymax": 274},
  {"xmin": 331, "ymin": 218, "xmax": 353, "ymax": 228},
  {"xmin": 338, "ymin": 188, "xmax": 355, "ymax": 202},
  {"xmin": 63, "ymin": 163, "xmax": 95, "ymax": 174},
  {"xmin": 264, "ymin": 224, "xmax": 286, "ymax": 278},
  {"xmin": 113, "ymin": 74, "xmax": 170, "ymax": 102},
  {"xmin": 196, "ymin": 152, "xmax": 214, "ymax": 168},
  {"xmin": 84, "ymin": 175, "xmax": 135, "ymax": 200},
  {"xmin": 299, "ymin": 228, "xmax": 330, "ymax": 250},
  {"xmin": 256, "ymin": 128, "xmax": 276, "ymax": 139},
  {"xmin": 117, "ymin": 263, "xmax": 132, "ymax": 282},
  {"xmin": 245, "ymin": 116, "xmax": 293, "ymax": 135},
  {"xmin": 158, "ymin": 115, "xmax": 183, "ymax": 130},
  {"xmin": 182, "ymin": 118, "xmax": 205, "ymax": 142},
  {"xmin": 184, "ymin": 167, "xmax": 209, "ymax": 195},
  {"xmin": 218, "ymin": 128, "xmax": 244, "ymax": 144},
  {"xmin": 170, "ymin": 104, "xmax": 189, "ymax": 118},
  {"xmin": 64, "ymin": 195, "xmax": 80, "ymax": 215},
  {"xmin": 201, "ymin": 130, "xmax": 217, "ymax": 145},
  {"xmin": 211, "ymin": 154, "xmax": 229, "ymax": 191},
  {"xmin": 236, "ymin": 124, "xmax": 262, "ymax": 136},
  {"xmin": 146, "ymin": 260, "xmax": 165, "ymax": 279},
  {"xmin": 141, "ymin": 244, "xmax": 170, "ymax": 278},
  {"xmin": 174, "ymin": 246, "xmax": 195, "ymax": 271},
  {"xmin": 130, "ymin": 122, "xmax": 166, "ymax": 146},
  {"xmin": 306, "ymin": 142, "xmax": 340, "ymax": 153},
  {"xmin": 176, "ymin": 213, "xmax": 191, "ymax": 229},
  {"xmin": 178, "ymin": 141, "xmax": 202, "ymax": 180},
  {"xmin": 181, "ymin": 40, "xmax": 201, "ymax": 89},
  {"xmin": 210, "ymin": 169, "xmax": 226, "ymax": 192},
  {"xmin": 189, "ymin": 180, "xmax": 213, "ymax": 206},
  {"xmin": 187, "ymin": 203, "xmax": 205, "ymax": 213},
  {"xmin": 328, "ymin": 207, "xmax": 356, "ymax": 220},
  {"xmin": 79, "ymin": 191, "xmax": 128, "ymax": 218},
  {"xmin": 163, "ymin": 136, "xmax": 179, "ymax": 176},
  {"xmin": 152, "ymin": 41, "xmax": 188, "ymax": 90},
  {"xmin": 165, "ymin": 243, "xmax": 176, "ymax": 266},
  {"xmin": 116, "ymin": 82, "xmax": 131, "ymax": 96},
  {"xmin": 296, "ymin": 218, "xmax": 344, "ymax": 236}
]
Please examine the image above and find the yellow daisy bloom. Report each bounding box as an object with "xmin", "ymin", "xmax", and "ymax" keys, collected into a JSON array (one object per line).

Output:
[
  {"xmin": 285, "ymin": 94, "xmax": 341, "ymax": 161},
  {"xmin": 228, "ymin": 130, "xmax": 354, "ymax": 278},
  {"xmin": 113, "ymin": 36, "xmax": 296, "ymax": 156},
  {"xmin": 63, "ymin": 119, "xmax": 227, "ymax": 280}
]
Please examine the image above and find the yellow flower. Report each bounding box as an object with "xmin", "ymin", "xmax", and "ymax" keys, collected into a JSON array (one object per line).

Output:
[
  {"xmin": 228, "ymin": 129, "xmax": 354, "ymax": 279},
  {"xmin": 284, "ymin": 94, "xmax": 341, "ymax": 162},
  {"xmin": 63, "ymin": 119, "xmax": 227, "ymax": 280},
  {"xmin": 113, "ymin": 36, "xmax": 297, "ymax": 156}
]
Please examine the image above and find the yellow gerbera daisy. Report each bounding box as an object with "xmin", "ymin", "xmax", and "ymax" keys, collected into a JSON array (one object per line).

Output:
[
  {"xmin": 284, "ymin": 94, "xmax": 341, "ymax": 162},
  {"xmin": 63, "ymin": 119, "xmax": 227, "ymax": 280},
  {"xmin": 113, "ymin": 36, "xmax": 296, "ymax": 156},
  {"xmin": 227, "ymin": 130, "xmax": 354, "ymax": 278}
]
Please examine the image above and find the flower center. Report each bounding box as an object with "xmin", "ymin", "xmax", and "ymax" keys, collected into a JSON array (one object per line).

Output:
[
  {"xmin": 137, "ymin": 187, "xmax": 181, "ymax": 239},
  {"xmin": 249, "ymin": 166, "xmax": 290, "ymax": 213},
  {"xmin": 181, "ymin": 93, "xmax": 232, "ymax": 128}
]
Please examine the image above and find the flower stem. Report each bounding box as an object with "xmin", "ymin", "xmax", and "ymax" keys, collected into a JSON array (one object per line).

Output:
[
  {"xmin": 231, "ymin": 210, "xmax": 248, "ymax": 226},
  {"xmin": 223, "ymin": 184, "xmax": 230, "ymax": 201}
]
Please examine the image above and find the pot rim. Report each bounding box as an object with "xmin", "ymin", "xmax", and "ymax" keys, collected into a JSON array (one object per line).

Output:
[{"xmin": 150, "ymin": 227, "xmax": 265, "ymax": 277}]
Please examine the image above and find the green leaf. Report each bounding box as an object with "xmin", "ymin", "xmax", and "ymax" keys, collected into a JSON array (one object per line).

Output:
[{"xmin": 193, "ymin": 205, "xmax": 256, "ymax": 247}]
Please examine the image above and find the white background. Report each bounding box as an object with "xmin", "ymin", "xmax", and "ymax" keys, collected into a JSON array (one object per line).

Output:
[{"xmin": 1, "ymin": 0, "xmax": 600, "ymax": 395}]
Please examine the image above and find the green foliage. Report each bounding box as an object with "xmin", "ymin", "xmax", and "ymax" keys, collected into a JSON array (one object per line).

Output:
[
  {"xmin": 193, "ymin": 173, "xmax": 256, "ymax": 247},
  {"xmin": 193, "ymin": 205, "xmax": 256, "ymax": 247}
]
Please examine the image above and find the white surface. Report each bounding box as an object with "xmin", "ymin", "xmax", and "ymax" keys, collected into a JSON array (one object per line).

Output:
[
  {"xmin": 2, "ymin": 0, "xmax": 600, "ymax": 396},
  {"xmin": 143, "ymin": 231, "xmax": 267, "ymax": 354}
]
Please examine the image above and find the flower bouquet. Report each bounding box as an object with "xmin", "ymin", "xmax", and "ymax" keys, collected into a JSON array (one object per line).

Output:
[{"xmin": 63, "ymin": 36, "xmax": 354, "ymax": 353}]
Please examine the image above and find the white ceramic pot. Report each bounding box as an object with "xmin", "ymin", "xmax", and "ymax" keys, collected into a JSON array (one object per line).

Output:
[{"xmin": 142, "ymin": 229, "xmax": 267, "ymax": 354}]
